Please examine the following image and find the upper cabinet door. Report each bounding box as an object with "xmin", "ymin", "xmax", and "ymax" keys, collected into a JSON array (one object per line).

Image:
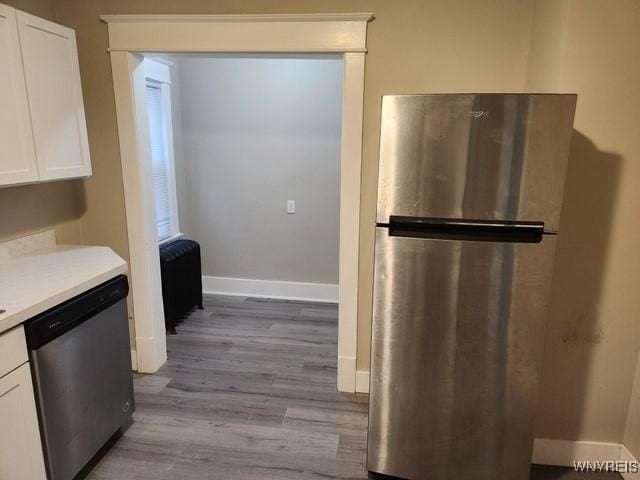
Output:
[
  {"xmin": 0, "ymin": 4, "xmax": 38, "ymax": 186},
  {"xmin": 17, "ymin": 11, "xmax": 91, "ymax": 181}
]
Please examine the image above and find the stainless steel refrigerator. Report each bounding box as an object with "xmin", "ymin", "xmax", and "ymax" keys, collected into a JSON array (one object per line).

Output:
[{"xmin": 368, "ymin": 94, "xmax": 577, "ymax": 480}]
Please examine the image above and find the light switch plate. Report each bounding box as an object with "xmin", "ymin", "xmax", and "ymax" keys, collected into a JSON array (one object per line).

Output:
[{"xmin": 287, "ymin": 200, "xmax": 296, "ymax": 214}]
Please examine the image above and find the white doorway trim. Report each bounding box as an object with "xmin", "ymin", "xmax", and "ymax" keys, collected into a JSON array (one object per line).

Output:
[{"xmin": 102, "ymin": 13, "xmax": 373, "ymax": 392}]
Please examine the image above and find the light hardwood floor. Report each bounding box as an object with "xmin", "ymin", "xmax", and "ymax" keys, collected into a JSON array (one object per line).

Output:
[{"xmin": 86, "ymin": 294, "xmax": 621, "ymax": 480}]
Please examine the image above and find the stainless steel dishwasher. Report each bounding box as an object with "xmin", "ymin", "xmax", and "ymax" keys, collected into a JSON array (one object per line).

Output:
[{"xmin": 24, "ymin": 275, "xmax": 135, "ymax": 480}]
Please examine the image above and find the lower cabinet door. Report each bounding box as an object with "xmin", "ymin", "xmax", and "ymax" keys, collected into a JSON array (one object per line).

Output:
[{"xmin": 0, "ymin": 363, "xmax": 46, "ymax": 480}]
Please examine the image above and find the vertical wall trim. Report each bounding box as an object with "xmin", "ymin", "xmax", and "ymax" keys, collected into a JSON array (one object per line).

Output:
[
  {"xmin": 105, "ymin": 15, "xmax": 372, "ymax": 391},
  {"xmin": 336, "ymin": 52, "xmax": 366, "ymax": 392},
  {"xmin": 110, "ymin": 51, "xmax": 167, "ymax": 373}
]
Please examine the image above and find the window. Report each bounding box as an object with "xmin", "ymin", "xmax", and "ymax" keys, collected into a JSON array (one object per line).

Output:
[{"xmin": 143, "ymin": 59, "xmax": 180, "ymax": 243}]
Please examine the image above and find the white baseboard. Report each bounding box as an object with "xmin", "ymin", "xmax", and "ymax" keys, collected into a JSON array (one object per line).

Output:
[
  {"xmin": 130, "ymin": 350, "xmax": 138, "ymax": 371},
  {"xmin": 337, "ymin": 355, "xmax": 356, "ymax": 393},
  {"xmin": 533, "ymin": 438, "xmax": 640, "ymax": 477},
  {"xmin": 355, "ymin": 370, "xmax": 370, "ymax": 393},
  {"xmin": 345, "ymin": 374, "xmax": 639, "ymax": 476},
  {"xmin": 532, "ymin": 438, "xmax": 621, "ymax": 466},
  {"xmin": 620, "ymin": 444, "xmax": 640, "ymax": 480},
  {"xmin": 135, "ymin": 336, "xmax": 166, "ymax": 373},
  {"xmin": 202, "ymin": 275, "xmax": 338, "ymax": 303}
]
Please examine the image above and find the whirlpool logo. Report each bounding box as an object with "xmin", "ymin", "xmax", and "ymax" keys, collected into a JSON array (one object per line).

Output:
[{"xmin": 470, "ymin": 110, "xmax": 490, "ymax": 118}]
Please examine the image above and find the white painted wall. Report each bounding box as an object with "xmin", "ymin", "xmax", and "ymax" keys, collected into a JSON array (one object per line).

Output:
[{"xmin": 171, "ymin": 55, "xmax": 342, "ymax": 285}]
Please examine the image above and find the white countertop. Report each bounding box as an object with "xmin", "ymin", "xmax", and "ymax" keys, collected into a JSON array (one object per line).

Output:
[{"xmin": 0, "ymin": 231, "xmax": 127, "ymax": 334}]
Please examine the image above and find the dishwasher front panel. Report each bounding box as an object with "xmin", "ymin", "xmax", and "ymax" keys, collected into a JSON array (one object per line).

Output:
[{"xmin": 30, "ymin": 299, "xmax": 134, "ymax": 480}]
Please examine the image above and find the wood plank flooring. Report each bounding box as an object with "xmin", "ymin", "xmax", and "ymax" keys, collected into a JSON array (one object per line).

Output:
[{"xmin": 86, "ymin": 294, "xmax": 621, "ymax": 480}]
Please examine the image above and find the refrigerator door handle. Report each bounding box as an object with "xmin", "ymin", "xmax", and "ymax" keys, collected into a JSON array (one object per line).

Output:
[{"xmin": 384, "ymin": 216, "xmax": 545, "ymax": 243}]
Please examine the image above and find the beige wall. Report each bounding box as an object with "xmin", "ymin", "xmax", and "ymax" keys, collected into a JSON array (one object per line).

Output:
[
  {"xmin": 625, "ymin": 355, "xmax": 640, "ymax": 458},
  {"xmin": 51, "ymin": 0, "xmax": 536, "ymax": 365},
  {"xmin": 0, "ymin": 0, "xmax": 86, "ymax": 245},
  {"xmin": 172, "ymin": 55, "xmax": 342, "ymax": 284},
  {"xmin": 526, "ymin": 0, "xmax": 640, "ymax": 445},
  {"xmin": 46, "ymin": 0, "xmax": 640, "ymax": 447},
  {"xmin": 354, "ymin": 0, "xmax": 536, "ymax": 373},
  {"xmin": 2, "ymin": 0, "xmax": 52, "ymax": 23}
]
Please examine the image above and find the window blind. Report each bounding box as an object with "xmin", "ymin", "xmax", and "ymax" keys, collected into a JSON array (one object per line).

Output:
[{"xmin": 145, "ymin": 81, "xmax": 172, "ymax": 241}]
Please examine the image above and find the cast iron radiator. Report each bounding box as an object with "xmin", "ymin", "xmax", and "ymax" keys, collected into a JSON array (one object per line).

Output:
[{"xmin": 159, "ymin": 239, "xmax": 203, "ymax": 332}]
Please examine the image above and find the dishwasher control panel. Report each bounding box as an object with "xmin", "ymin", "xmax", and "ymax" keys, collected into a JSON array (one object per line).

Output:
[{"xmin": 24, "ymin": 275, "xmax": 129, "ymax": 349}]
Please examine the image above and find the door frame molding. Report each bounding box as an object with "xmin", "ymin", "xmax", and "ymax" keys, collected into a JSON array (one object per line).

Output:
[{"xmin": 101, "ymin": 13, "xmax": 373, "ymax": 392}]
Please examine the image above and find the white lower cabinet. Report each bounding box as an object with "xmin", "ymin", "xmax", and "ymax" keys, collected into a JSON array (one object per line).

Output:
[{"xmin": 0, "ymin": 329, "xmax": 46, "ymax": 480}]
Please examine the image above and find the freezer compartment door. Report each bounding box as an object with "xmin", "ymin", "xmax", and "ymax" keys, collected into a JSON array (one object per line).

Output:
[
  {"xmin": 367, "ymin": 227, "xmax": 557, "ymax": 480},
  {"xmin": 376, "ymin": 94, "xmax": 576, "ymax": 231}
]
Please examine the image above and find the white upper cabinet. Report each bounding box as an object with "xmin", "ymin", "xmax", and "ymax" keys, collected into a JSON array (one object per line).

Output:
[
  {"xmin": 17, "ymin": 10, "xmax": 91, "ymax": 181},
  {"xmin": 0, "ymin": 3, "xmax": 91, "ymax": 187},
  {"xmin": 0, "ymin": 4, "xmax": 38, "ymax": 186}
]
